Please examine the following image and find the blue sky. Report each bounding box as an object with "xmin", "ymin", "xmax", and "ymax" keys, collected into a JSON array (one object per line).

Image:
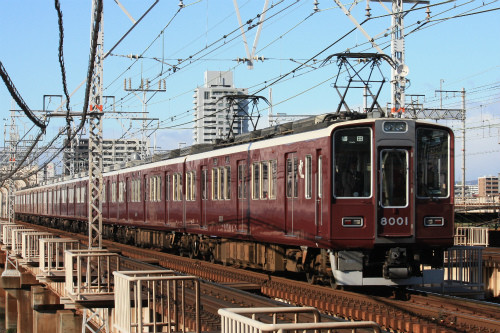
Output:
[{"xmin": 1, "ymin": 0, "xmax": 499, "ymax": 181}]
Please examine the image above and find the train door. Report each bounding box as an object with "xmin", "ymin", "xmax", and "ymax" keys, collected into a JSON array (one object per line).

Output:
[
  {"xmin": 201, "ymin": 167, "xmax": 208, "ymax": 229},
  {"xmin": 125, "ymin": 177, "xmax": 129, "ymax": 222},
  {"xmin": 315, "ymin": 153, "xmax": 323, "ymax": 235},
  {"xmin": 143, "ymin": 174, "xmax": 148, "ymax": 223},
  {"xmin": 164, "ymin": 172, "xmax": 170, "ymax": 224},
  {"xmin": 378, "ymin": 148, "xmax": 413, "ymax": 237},
  {"xmin": 285, "ymin": 153, "xmax": 298, "ymax": 235},
  {"xmin": 237, "ymin": 160, "xmax": 248, "ymax": 233}
]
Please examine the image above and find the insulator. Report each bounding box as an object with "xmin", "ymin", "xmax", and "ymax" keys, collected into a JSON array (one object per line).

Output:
[
  {"xmin": 178, "ymin": 0, "xmax": 184, "ymax": 8},
  {"xmin": 365, "ymin": 0, "xmax": 371, "ymax": 17},
  {"xmin": 313, "ymin": 0, "xmax": 319, "ymax": 12},
  {"xmin": 426, "ymin": 6, "xmax": 431, "ymax": 20}
]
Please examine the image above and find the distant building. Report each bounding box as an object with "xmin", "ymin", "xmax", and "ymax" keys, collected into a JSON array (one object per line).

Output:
[
  {"xmin": 454, "ymin": 183, "xmax": 478, "ymax": 198},
  {"xmin": 193, "ymin": 71, "xmax": 249, "ymax": 144},
  {"xmin": 63, "ymin": 138, "xmax": 148, "ymax": 175},
  {"xmin": 478, "ymin": 176, "xmax": 499, "ymax": 198}
]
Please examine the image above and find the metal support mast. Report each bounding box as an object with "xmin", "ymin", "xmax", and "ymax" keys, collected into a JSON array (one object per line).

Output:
[
  {"xmin": 88, "ymin": 0, "xmax": 104, "ymax": 249},
  {"xmin": 390, "ymin": 0, "xmax": 409, "ymax": 115},
  {"xmin": 124, "ymin": 78, "xmax": 165, "ymax": 160},
  {"xmin": 7, "ymin": 109, "xmax": 16, "ymax": 224}
]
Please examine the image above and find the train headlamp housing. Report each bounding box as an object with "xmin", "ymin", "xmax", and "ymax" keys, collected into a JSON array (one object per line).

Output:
[
  {"xmin": 424, "ymin": 217, "xmax": 444, "ymax": 227},
  {"xmin": 383, "ymin": 121, "xmax": 407, "ymax": 133},
  {"xmin": 342, "ymin": 217, "xmax": 364, "ymax": 227}
]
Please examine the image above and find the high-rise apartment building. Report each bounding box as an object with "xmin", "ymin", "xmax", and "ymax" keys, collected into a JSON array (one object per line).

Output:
[
  {"xmin": 478, "ymin": 176, "xmax": 499, "ymax": 197},
  {"xmin": 193, "ymin": 71, "xmax": 248, "ymax": 144},
  {"xmin": 63, "ymin": 138, "xmax": 148, "ymax": 175}
]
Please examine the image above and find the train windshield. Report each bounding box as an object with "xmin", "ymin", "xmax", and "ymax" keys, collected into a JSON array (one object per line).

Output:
[
  {"xmin": 334, "ymin": 128, "xmax": 372, "ymax": 198},
  {"xmin": 416, "ymin": 128, "xmax": 450, "ymax": 198},
  {"xmin": 380, "ymin": 149, "xmax": 408, "ymax": 207}
]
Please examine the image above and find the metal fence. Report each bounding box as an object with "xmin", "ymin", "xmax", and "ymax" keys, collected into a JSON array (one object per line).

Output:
[
  {"xmin": 39, "ymin": 238, "xmax": 80, "ymax": 274},
  {"xmin": 64, "ymin": 249, "xmax": 119, "ymax": 299},
  {"xmin": 113, "ymin": 270, "xmax": 200, "ymax": 333},
  {"xmin": 444, "ymin": 246, "xmax": 483, "ymax": 292},
  {"xmin": 2, "ymin": 224, "xmax": 30, "ymax": 247},
  {"xmin": 218, "ymin": 307, "xmax": 381, "ymax": 333},
  {"xmin": 11, "ymin": 228, "xmax": 35, "ymax": 256},
  {"xmin": 21, "ymin": 231, "xmax": 54, "ymax": 262},
  {"xmin": 454, "ymin": 227, "xmax": 489, "ymax": 247}
]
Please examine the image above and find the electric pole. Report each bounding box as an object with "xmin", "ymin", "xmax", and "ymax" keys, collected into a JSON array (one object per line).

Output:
[
  {"xmin": 88, "ymin": 0, "xmax": 104, "ymax": 250},
  {"xmin": 124, "ymin": 78, "xmax": 165, "ymax": 160}
]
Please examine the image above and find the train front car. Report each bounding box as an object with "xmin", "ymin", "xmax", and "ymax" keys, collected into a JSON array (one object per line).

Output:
[{"xmin": 330, "ymin": 119, "xmax": 454, "ymax": 286}]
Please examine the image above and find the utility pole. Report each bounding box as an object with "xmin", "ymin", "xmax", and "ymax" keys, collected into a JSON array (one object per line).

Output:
[
  {"xmin": 434, "ymin": 88, "xmax": 466, "ymax": 203},
  {"xmin": 88, "ymin": 0, "xmax": 104, "ymax": 250},
  {"xmin": 7, "ymin": 108, "xmax": 16, "ymax": 224},
  {"xmin": 461, "ymin": 88, "xmax": 466, "ymax": 204},
  {"xmin": 124, "ymin": 78, "xmax": 165, "ymax": 159}
]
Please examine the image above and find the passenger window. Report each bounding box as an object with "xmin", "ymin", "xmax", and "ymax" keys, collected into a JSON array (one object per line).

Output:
[{"xmin": 305, "ymin": 155, "xmax": 312, "ymax": 199}]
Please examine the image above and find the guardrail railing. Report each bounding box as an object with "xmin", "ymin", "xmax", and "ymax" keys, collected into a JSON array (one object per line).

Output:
[
  {"xmin": 218, "ymin": 307, "xmax": 381, "ymax": 333},
  {"xmin": 21, "ymin": 231, "xmax": 54, "ymax": 263},
  {"xmin": 455, "ymin": 226, "xmax": 489, "ymax": 247},
  {"xmin": 39, "ymin": 238, "xmax": 80, "ymax": 274},
  {"xmin": 65, "ymin": 249, "xmax": 119, "ymax": 300},
  {"xmin": 444, "ymin": 246, "xmax": 483, "ymax": 292},
  {"xmin": 113, "ymin": 270, "xmax": 200, "ymax": 333}
]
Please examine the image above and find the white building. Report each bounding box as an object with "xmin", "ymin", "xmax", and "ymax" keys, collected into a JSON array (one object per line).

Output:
[
  {"xmin": 193, "ymin": 71, "xmax": 249, "ymax": 144},
  {"xmin": 63, "ymin": 138, "xmax": 148, "ymax": 175}
]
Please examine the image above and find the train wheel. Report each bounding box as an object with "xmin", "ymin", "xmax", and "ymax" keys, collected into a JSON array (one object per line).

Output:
[{"xmin": 190, "ymin": 240, "xmax": 200, "ymax": 259}]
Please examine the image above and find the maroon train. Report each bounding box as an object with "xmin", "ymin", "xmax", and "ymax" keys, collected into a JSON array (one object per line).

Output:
[{"xmin": 15, "ymin": 114, "xmax": 454, "ymax": 286}]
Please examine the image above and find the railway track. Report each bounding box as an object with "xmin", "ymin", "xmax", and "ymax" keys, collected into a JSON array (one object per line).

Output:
[{"xmin": 18, "ymin": 221, "xmax": 500, "ymax": 333}]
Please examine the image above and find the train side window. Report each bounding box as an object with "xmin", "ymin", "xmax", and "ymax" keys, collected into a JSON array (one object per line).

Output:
[
  {"xmin": 112, "ymin": 182, "xmax": 117, "ymax": 203},
  {"xmin": 119, "ymin": 181, "xmax": 125, "ymax": 203},
  {"xmin": 166, "ymin": 175, "xmax": 170, "ymax": 201},
  {"xmin": 174, "ymin": 173, "xmax": 182, "ymax": 201},
  {"xmin": 191, "ymin": 173, "xmax": 196, "ymax": 200},
  {"xmin": 220, "ymin": 168, "xmax": 225, "ymax": 200},
  {"xmin": 261, "ymin": 162, "xmax": 269, "ymax": 199},
  {"xmin": 186, "ymin": 173, "xmax": 193, "ymax": 201},
  {"xmin": 150, "ymin": 176, "xmax": 162, "ymax": 202},
  {"xmin": 252, "ymin": 162, "xmax": 260, "ymax": 200},
  {"xmin": 212, "ymin": 169, "xmax": 219, "ymax": 200},
  {"xmin": 157, "ymin": 176, "xmax": 162, "ymax": 201},
  {"xmin": 173, "ymin": 174, "xmax": 178, "ymax": 201},
  {"xmin": 149, "ymin": 177, "xmax": 153, "ymax": 202},
  {"xmin": 201, "ymin": 170, "xmax": 207, "ymax": 200},
  {"xmin": 270, "ymin": 160, "xmax": 277, "ymax": 200},
  {"xmin": 173, "ymin": 173, "xmax": 182, "ymax": 201},
  {"xmin": 225, "ymin": 166, "xmax": 231, "ymax": 200},
  {"xmin": 318, "ymin": 156, "xmax": 323, "ymax": 199},
  {"xmin": 286, "ymin": 158, "xmax": 298, "ymax": 198},
  {"xmin": 305, "ymin": 155, "xmax": 312, "ymax": 199},
  {"xmin": 75, "ymin": 188, "xmax": 78, "ymax": 204}
]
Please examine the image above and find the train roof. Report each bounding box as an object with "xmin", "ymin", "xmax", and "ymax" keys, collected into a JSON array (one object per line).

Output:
[{"xmin": 17, "ymin": 112, "xmax": 451, "ymax": 192}]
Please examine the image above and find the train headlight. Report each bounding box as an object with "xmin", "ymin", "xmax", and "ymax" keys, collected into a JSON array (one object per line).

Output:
[
  {"xmin": 424, "ymin": 217, "xmax": 444, "ymax": 226},
  {"xmin": 342, "ymin": 217, "xmax": 364, "ymax": 227},
  {"xmin": 383, "ymin": 121, "xmax": 407, "ymax": 132}
]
